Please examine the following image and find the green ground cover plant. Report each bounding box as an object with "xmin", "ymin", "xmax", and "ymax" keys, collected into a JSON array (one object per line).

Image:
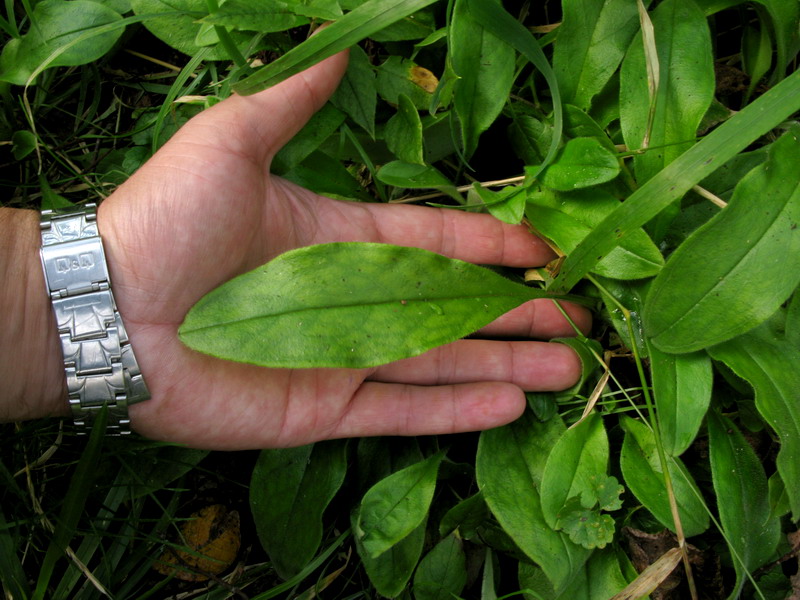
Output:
[{"xmin": 2, "ymin": 0, "xmax": 799, "ymax": 598}]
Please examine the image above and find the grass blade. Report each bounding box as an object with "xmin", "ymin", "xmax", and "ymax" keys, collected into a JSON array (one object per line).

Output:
[{"xmin": 232, "ymin": 0, "xmax": 440, "ymax": 96}]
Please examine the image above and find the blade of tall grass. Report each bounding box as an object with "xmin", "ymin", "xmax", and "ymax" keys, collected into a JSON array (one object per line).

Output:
[
  {"xmin": 0, "ymin": 506, "xmax": 31, "ymax": 599},
  {"xmin": 32, "ymin": 410, "xmax": 108, "ymax": 600},
  {"xmin": 550, "ymin": 69, "xmax": 800, "ymax": 293},
  {"xmin": 232, "ymin": 0, "xmax": 440, "ymax": 95}
]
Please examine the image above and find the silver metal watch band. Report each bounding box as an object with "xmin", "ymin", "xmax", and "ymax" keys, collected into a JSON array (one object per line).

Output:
[{"xmin": 39, "ymin": 203, "xmax": 150, "ymax": 435}]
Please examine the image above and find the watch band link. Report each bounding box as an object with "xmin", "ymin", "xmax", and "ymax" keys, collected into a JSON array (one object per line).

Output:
[{"xmin": 39, "ymin": 203, "xmax": 150, "ymax": 435}]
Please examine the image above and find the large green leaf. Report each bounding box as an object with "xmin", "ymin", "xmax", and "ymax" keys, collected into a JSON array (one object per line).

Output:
[
  {"xmin": 619, "ymin": 416, "xmax": 709, "ymax": 537},
  {"xmin": 130, "ymin": 0, "xmax": 248, "ymax": 59},
  {"xmin": 708, "ymin": 322, "xmax": 800, "ymax": 519},
  {"xmin": 250, "ymin": 441, "xmax": 347, "ymax": 578},
  {"xmin": 233, "ymin": 0, "xmax": 439, "ymax": 95},
  {"xmin": 707, "ymin": 410, "xmax": 781, "ymax": 598},
  {"xmin": 549, "ymin": 69, "xmax": 800, "ymax": 293},
  {"xmin": 649, "ymin": 346, "xmax": 712, "ymax": 456},
  {"xmin": 552, "ymin": 0, "xmax": 644, "ymax": 110},
  {"xmin": 476, "ymin": 412, "xmax": 591, "ymax": 591},
  {"xmin": 355, "ymin": 451, "xmax": 443, "ymax": 559},
  {"xmin": 620, "ymin": 0, "xmax": 715, "ymax": 185},
  {"xmin": 643, "ymin": 126, "xmax": 800, "ymax": 353},
  {"xmin": 449, "ymin": 0, "xmax": 515, "ymax": 157},
  {"xmin": 540, "ymin": 413, "xmax": 608, "ymax": 529},
  {"xmin": 180, "ymin": 242, "xmax": 563, "ymax": 368},
  {"xmin": 0, "ymin": 0, "xmax": 123, "ymax": 85}
]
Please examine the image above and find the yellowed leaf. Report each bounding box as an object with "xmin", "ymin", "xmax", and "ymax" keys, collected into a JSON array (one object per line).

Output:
[
  {"xmin": 409, "ymin": 65, "xmax": 438, "ymax": 92},
  {"xmin": 154, "ymin": 504, "xmax": 241, "ymax": 582}
]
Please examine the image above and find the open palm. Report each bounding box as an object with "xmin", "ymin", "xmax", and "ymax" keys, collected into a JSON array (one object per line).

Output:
[{"xmin": 98, "ymin": 51, "xmax": 590, "ymax": 449}]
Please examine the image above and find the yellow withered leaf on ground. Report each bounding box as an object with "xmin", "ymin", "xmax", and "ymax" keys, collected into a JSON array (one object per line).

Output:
[{"xmin": 154, "ymin": 504, "xmax": 241, "ymax": 582}]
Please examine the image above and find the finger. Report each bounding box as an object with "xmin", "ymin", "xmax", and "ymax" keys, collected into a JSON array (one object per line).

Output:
[
  {"xmin": 332, "ymin": 381, "xmax": 527, "ymax": 438},
  {"xmin": 369, "ymin": 339, "xmax": 582, "ymax": 391},
  {"xmin": 313, "ymin": 198, "xmax": 557, "ymax": 267},
  {"xmin": 476, "ymin": 299, "xmax": 593, "ymax": 339}
]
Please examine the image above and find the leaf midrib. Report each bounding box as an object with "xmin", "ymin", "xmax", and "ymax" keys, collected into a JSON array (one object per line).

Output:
[{"xmin": 181, "ymin": 290, "xmax": 538, "ymax": 334}]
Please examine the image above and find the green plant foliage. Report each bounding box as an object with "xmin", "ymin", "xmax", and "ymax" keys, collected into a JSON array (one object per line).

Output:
[
  {"xmin": 249, "ymin": 441, "xmax": 347, "ymax": 578},
  {"xmin": 200, "ymin": 0, "xmax": 309, "ymax": 32},
  {"xmin": 412, "ymin": 534, "xmax": 467, "ymax": 600},
  {"xmin": 553, "ymin": 0, "xmax": 646, "ymax": 111},
  {"xmin": 233, "ymin": 0, "xmax": 440, "ymax": 95},
  {"xmin": 0, "ymin": 0, "xmax": 123, "ymax": 85},
  {"xmin": 180, "ymin": 242, "xmax": 564, "ymax": 368},
  {"xmin": 476, "ymin": 412, "xmax": 591, "ymax": 592},
  {"xmin": 649, "ymin": 346, "xmax": 712, "ymax": 456},
  {"xmin": 449, "ymin": 0, "xmax": 515, "ymax": 157},
  {"xmin": 4, "ymin": 0, "xmax": 800, "ymax": 597},
  {"xmin": 385, "ymin": 94, "xmax": 424, "ymax": 164},
  {"xmin": 707, "ymin": 410, "xmax": 781, "ymax": 597},
  {"xmin": 708, "ymin": 320, "xmax": 800, "ymax": 519},
  {"xmin": 540, "ymin": 137, "xmax": 620, "ymax": 190},
  {"xmin": 540, "ymin": 413, "xmax": 609, "ymax": 529},
  {"xmin": 354, "ymin": 451, "xmax": 444, "ymax": 559},
  {"xmin": 620, "ymin": 416, "xmax": 709, "ymax": 537},
  {"xmin": 526, "ymin": 188, "xmax": 664, "ymax": 280},
  {"xmin": 644, "ymin": 126, "xmax": 800, "ymax": 352}
]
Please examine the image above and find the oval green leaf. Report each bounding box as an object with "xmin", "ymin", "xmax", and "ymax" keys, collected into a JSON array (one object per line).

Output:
[
  {"xmin": 355, "ymin": 451, "xmax": 443, "ymax": 559},
  {"xmin": 540, "ymin": 413, "xmax": 609, "ymax": 529},
  {"xmin": 644, "ymin": 126, "xmax": 800, "ymax": 353},
  {"xmin": 476, "ymin": 412, "xmax": 591, "ymax": 591},
  {"xmin": 180, "ymin": 242, "xmax": 548, "ymax": 368},
  {"xmin": 619, "ymin": 416, "xmax": 709, "ymax": 537},
  {"xmin": 620, "ymin": 0, "xmax": 715, "ymax": 184},
  {"xmin": 708, "ymin": 322, "xmax": 800, "ymax": 519},
  {"xmin": 0, "ymin": 0, "xmax": 123, "ymax": 85},
  {"xmin": 250, "ymin": 441, "xmax": 347, "ymax": 579},
  {"xmin": 540, "ymin": 137, "xmax": 621, "ymax": 191},
  {"xmin": 526, "ymin": 189, "xmax": 664, "ymax": 280},
  {"xmin": 413, "ymin": 535, "xmax": 467, "ymax": 600}
]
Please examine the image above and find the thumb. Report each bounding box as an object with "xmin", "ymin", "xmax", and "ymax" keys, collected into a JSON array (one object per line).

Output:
[{"xmin": 191, "ymin": 49, "xmax": 350, "ymax": 164}]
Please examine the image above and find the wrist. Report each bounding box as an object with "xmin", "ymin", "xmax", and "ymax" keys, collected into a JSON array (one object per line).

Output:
[{"xmin": 0, "ymin": 208, "xmax": 69, "ymax": 422}]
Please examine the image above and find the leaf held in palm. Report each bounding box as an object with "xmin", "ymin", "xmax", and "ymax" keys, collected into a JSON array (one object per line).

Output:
[{"xmin": 179, "ymin": 242, "xmax": 555, "ymax": 368}]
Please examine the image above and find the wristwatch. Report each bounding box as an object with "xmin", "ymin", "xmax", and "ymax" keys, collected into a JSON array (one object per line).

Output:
[{"xmin": 39, "ymin": 203, "xmax": 150, "ymax": 435}]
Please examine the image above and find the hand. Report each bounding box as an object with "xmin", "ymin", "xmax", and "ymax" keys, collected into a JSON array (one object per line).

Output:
[{"xmin": 88, "ymin": 51, "xmax": 590, "ymax": 449}]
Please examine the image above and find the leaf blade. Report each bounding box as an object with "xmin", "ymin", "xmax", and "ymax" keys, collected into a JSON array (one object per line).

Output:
[
  {"xmin": 180, "ymin": 243, "xmax": 549, "ymax": 368},
  {"xmin": 643, "ymin": 126, "xmax": 800, "ymax": 352}
]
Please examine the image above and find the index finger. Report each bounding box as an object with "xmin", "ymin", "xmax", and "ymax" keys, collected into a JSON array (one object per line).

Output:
[{"xmin": 317, "ymin": 198, "xmax": 557, "ymax": 267}]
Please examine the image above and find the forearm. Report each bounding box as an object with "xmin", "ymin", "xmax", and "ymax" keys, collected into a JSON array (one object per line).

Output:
[{"xmin": 0, "ymin": 208, "xmax": 68, "ymax": 422}]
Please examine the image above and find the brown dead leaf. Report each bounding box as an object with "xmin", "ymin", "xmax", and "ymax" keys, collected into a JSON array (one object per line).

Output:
[
  {"xmin": 154, "ymin": 504, "xmax": 241, "ymax": 582},
  {"xmin": 622, "ymin": 527, "xmax": 718, "ymax": 599}
]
